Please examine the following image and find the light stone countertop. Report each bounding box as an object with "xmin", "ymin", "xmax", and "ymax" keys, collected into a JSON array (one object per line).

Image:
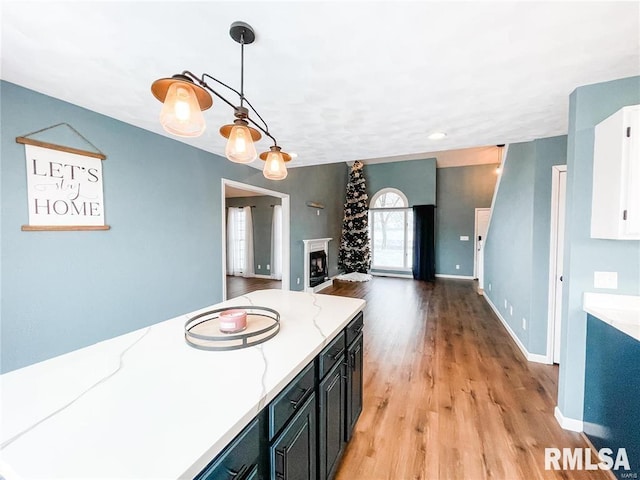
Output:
[
  {"xmin": 583, "ymin": 292, "xmax": 640, "ymax": 341},
  {"xmin": 0, "ymin": 289, "xmax": 365, "ymax": 479}
]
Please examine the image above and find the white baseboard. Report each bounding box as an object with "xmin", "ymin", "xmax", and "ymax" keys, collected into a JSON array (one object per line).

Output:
[
  {"xmin": 435, "ymin": 274, "xmax": 475, "ymax": 280},
  {"xmin": 528, "ymin": 352, "xmax": 551, "ymax": 363},
  {"xmin": 370, "ymin": 271, "xmax": 413, "ymax": 279},
  {"xmin": 253, "ymin": 274, "xmax": 273, "ymax": 279},
  {"xmin": 554, "ymin": 406, "xmax": 584, "ymax": 432},
  {"xmin": 483, "ymin": 295, "xmax": 552, "ymax": 365}
]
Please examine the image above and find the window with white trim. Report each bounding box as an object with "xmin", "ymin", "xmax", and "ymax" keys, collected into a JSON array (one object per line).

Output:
[{"xmin": 369, "ymin": 188, "xmax": 413, "ymax": 270}]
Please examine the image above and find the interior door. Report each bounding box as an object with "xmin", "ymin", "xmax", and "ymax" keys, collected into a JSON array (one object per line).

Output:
[
  {"xmin": 474, "ymin": 208, "xmax": 491, "ymax": 281},
  {"xmin": 552, "ymin": 170, "xmax": 567, "ymax": 363}
]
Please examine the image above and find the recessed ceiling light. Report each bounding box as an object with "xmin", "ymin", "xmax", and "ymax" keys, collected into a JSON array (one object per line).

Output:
[{"xmin": 428, "ymin": 132, "xmax": 447, "ymax": 140}]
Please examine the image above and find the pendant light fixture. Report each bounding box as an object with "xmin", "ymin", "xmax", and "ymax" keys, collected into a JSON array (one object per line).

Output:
[
  {"xmin": 150, "ymin": 21, "xmax": 291, "ymax": 178},
  {"xmin": 260, "ymin": 145, "xmax": 291, "ymax": 180}
]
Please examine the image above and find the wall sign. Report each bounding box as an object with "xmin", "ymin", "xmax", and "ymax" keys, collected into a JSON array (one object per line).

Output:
[{"xmin": 17, "ymin": 124, "xmax": 110, "ymax": 231}]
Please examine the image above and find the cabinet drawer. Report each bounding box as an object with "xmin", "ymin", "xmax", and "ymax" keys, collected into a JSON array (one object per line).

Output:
[
  {"xmin": 195, "ymin": 415, "xmax": 261, "ymax": 480},
  {"xmin": 318, "ymin": 330, "xmax": 346, "ymax": 380},
  {"xmin": 345, "ymin": 312, "xmax": 364, "ymax": 347},
  {"xmin": 269, "ymin": 361, "xmax": 315, "ymax": 440}
]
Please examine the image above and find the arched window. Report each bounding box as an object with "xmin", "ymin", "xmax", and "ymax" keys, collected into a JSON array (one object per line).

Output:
[
  {"xmin": 370, "ymin": 188, "xmax": 408, "ymax": 209},
  {"xmin": 369, "ymin": 188, "xmax": 413, "ymax": 271}
]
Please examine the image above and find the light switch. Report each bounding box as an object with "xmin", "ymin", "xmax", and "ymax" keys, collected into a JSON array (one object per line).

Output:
[
  {"xmin": 460, "ymin": 235, "xmax": 470, "ymax": 241},
  {"xmin": 594, "ymin": 271, "xmax": 618, "ymax": 289}
]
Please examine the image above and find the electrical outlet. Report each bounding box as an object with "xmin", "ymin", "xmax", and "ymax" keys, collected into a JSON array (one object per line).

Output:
[
  {"xmin": 297, "ymin": 277, "xmax": 300, "ymax": 285},
  {"xmin": 456, "ymin": 264, "xmax": 460, "ymax": 270},
  {"xmin": 509, "ymin": 305, "xmax": 513, "ymax": 316},
  {"xmin": 594, "ymin": 271, "xmax": 618, "ymax": 289},
  {"xmin": 317, "ymin": 210, "xmax": 320, "ymax": 216},
  {"xmin": 522, "ymin": 317, "xmax": 527, "ymax": 330},
  {"xmin": 266, "ymin": 264, "xmax": 270, "ymax": 270},
  {"xmin": 488, "ymin": 283, "xmax": 492, "ymax": 292},
  {"xmin": 504, "ymin": 299, "xmax": 508, "ymax": 309},
  {"xmin": 460, "ymin": 236, "xmax": 469, "ymax": 241},
  {"xmin": 257, "ymin": 264, "xmax": 261, "ymax": 270}
]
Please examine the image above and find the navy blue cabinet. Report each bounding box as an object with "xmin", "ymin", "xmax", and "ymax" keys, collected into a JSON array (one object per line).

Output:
[
  {"xmin": 584, "ymin": 314, "xmax": 640, "ymax": 480},
  {"xmin": 346, "ymin": 331, "xmax": 363, "ymax": 441},
  {"xmin": 195, "ymin": 312, "xmax": 364, "ymax": 480},
  {"xmin": 270, "ymin": 394, "xmax": 317, "ymax": 480},
  {"xmin": 195, "ymin": 414, "xmax": 263, "ymax": 480},
  {"xmin": 318, "ymin": 313, "xmax": 364, "ymax": 480},
  {"xmin": 318, "ymin": 353, "xmax": 347, "ymax": 480},
  {"xmin": 269, "ymin": 362, "xmax": 316, "ymax": 441}
]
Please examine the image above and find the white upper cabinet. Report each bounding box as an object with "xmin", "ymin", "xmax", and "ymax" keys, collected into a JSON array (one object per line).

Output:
[{"xmin": 591, "ymin": 104, "xmax": 640, "ymax": 240}]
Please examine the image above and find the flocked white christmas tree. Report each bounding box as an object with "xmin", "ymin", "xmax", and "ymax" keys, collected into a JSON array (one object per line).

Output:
[{"xmin": 338, "ymin": 161, "xmax": 371, "ymax": 274}]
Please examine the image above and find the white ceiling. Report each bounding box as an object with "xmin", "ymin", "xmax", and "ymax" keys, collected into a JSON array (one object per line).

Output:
[{"xmin": 2, "ymin": 1, "xmax": 638, "ymax": 169}]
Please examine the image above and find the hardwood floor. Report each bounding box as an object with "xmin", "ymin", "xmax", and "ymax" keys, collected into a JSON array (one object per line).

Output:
[
  {"xmin": 226, "ymin": 276, "xmax": 282, "ymax": 298},
  {"xmin": 320, "ymin": 277, "xmax": 609, "ymax": 480}
]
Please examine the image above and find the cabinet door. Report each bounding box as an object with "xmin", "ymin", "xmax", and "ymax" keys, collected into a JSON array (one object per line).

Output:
[
  {"xmin": 591, "ymin": 104, "xmax": 640, "ymax": 239},
  {"xmin": 196, "ymin": 415, "xmax": 262, "ymax": 480},
  {"xmin": 346, "ymin": 333, "xmax": 363, "ymax": 441},
  {"xmin": 270, "ymin": 393, "xmax": 317, "ymax": 480},
  {"xmin": 318, "ymin": 360, "xmax": 346, "ymax": 480}
]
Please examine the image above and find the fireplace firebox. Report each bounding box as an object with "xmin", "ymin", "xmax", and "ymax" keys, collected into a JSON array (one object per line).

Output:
[{"xmin": 309, "ymin": 251, "xmax": 328, "ymax": 287}]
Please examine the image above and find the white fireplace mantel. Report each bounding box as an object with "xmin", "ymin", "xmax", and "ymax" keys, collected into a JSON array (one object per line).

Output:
[{"xmin": 302, "ymin": 238, "xmax": 333, "ymax": 293}]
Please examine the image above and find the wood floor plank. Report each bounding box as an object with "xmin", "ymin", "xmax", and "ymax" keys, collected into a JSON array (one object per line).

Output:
[
  {"xmin": 320, "ymin": 276, "xmax": 610, "ymax": 480},
  {"xmin": 226, "ymin": 276, "xmax": 282, "ymax": 298}
]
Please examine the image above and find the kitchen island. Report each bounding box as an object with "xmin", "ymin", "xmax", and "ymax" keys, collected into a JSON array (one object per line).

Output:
[
  {"xmin": 582, "ymin": 293, "xmax": 640, "ymax": 480},
  {"xmin": 0, "ymin": 289, "xmax": 365, "ymax": 479}
]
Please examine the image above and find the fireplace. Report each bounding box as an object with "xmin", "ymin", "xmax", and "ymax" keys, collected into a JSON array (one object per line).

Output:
[
  {"xmin": 309, "ymin": 250, "xmax": 328, "ymax": 287},
  {"xmin": 302, "ymin": 238, "xmax": 333, "ymax": 292}
]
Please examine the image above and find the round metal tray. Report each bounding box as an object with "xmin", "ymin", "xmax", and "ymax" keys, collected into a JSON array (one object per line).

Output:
[{"xmin": 184, "ymin": 306, "xmax": 280, "ymax": 351}]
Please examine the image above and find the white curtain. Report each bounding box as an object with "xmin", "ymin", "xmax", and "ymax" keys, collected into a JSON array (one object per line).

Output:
[
  {"xmin": 271, "ymin": 205, "xmax": 283, "ymax": 280},
  {"xmin": 226, "ymin": 207, "xmax": 255, "ymax": 277},
  {"xmin": 243, "ymin": 207, "xmax": 255, "ymax": 278},
  {"xmin": 227, "ymin": 207, "xmax": 242, "ymax": 276}
]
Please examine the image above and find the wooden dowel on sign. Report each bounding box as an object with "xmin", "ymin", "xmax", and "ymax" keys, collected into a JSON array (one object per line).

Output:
[
  {"xmin": 21, "ymin": 225, "xmax": 111, "ymax": 231},
  {"xmin": 16, "ymin": 137, "xmax": 107, "ymax": 160}
]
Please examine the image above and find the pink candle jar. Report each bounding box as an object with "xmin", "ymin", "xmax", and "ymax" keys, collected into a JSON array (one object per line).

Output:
[{"xmin": 219, "ymin": 309, "xmax": 247, "ymax": 333}]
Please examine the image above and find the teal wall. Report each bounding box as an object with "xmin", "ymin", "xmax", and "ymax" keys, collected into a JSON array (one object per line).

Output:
[
  {"xmin": 226, "ymin": 195, "xmax": 281, "ymax": 276},
  {"xmin": 436, "ymin": 164, "xmax": 498, "ymax": 276},
  {"xmin": 484, "ymin": 142, "xmax": 536, "ymax": 348},
  {"xmin": 286, "ymin": 163, "xmax": 347, "ymax": 285},
  {"xmin": 365, "ymin": 159, "xmax": 437, "ymax": 206},
  {"xmin": 0, "ymin": 81, "xmax": 346, "ymax": 373},
  {"xmin": 484, "ymin": 136, "xmax": 567, "ymax": 356},
  {"xmin": 557, "ymin": 76, "xmax": 640, "ymax": 422},
  {"xmin": 530, "ymin": 136, "xmax": 568, "ymax": 354}
]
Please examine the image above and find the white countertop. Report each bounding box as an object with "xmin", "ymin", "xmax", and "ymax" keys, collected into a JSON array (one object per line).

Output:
[
  {"xmin": 0, "ymin": 289, "xmax": 365, "ymax": 479},
  {"xmin": 583, "ymin": 293, "xmax": 640, "ymax": 341}
]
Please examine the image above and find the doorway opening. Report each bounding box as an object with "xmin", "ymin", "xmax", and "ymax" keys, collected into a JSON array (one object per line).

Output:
[
  {"xmin": 547, "ymin": 165, "xmax": 567, "ymax": 364},
  {"xmin": 222, "ymin": 179, "xmax": 290, "ymax": 300}
]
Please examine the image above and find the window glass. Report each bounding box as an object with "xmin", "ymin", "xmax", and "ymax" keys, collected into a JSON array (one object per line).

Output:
[{"xmin": 369, "ymin": 189, "xmax": 413, "ymax": 270}]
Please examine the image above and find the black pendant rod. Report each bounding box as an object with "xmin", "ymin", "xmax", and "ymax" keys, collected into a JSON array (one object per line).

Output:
[{"xmin": 240, "ymin": 32, "xmax": 245, "ymax": 109}]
